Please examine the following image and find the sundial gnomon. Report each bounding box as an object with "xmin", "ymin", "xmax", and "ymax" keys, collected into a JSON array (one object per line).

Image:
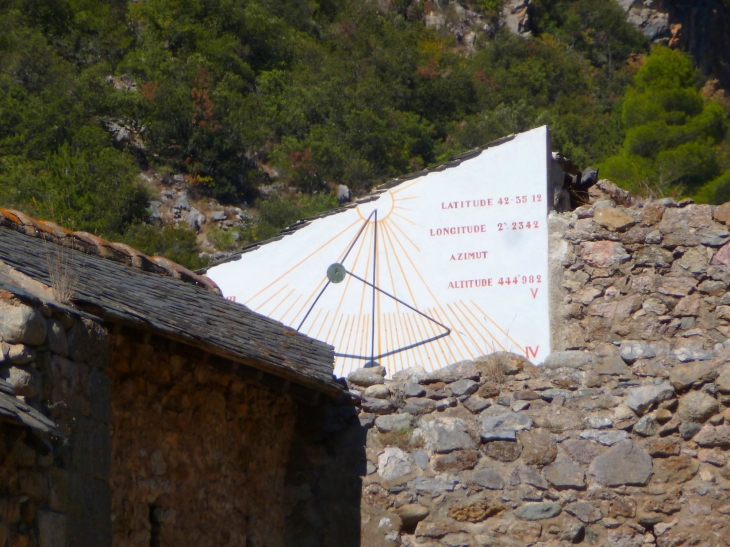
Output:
[{"xmin": 296, "ymin": 209, "xmax": 451, "ymax": 365}]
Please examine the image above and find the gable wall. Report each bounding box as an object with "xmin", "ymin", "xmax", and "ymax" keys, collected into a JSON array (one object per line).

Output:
[{"xmin": 108, "ymin": 333, "xmax": 298, "ymax": 547}]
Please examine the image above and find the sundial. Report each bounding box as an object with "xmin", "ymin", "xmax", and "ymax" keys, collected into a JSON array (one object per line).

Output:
[{"xmin": 208, "ymin": 126, "xmax": 552, "ymax": 377}]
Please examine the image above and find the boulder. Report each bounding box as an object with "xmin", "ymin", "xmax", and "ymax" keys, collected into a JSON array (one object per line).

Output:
[
  {"xmin": 0, "ymin": 301, "xmax": 47, "ymax": 345},
  {"xmin": 515, "ymin": 502, "xmax": 561, "ymax": 521},
  {"xmin": 481, "ymin": 412, "xmax": 533, "ymax": 441},
  {"xmin": 393, "ymin": 366, "xmax": 428, "ymax": 383},
  {"xmin": 404, "ymin": 382, "xmax": 426, "ymax": 398},
  {"xmin": 463, "ymin": 468, "xmax": 505, "ymax": 490},
  {"xmin": 626, "ymin": 381, "xmax": 674, "ymax": 415},
  {"xmin": 565, "ymin": 501, "xmax": 602, "ymax": 524},
  {"xmin": 46, "ymin": 318, "xmax": 68, "ymax": 356},
  {"xmin": 417, "ymin": 417, "xmax": 476, "ymax": 454},
  {"xmin": 377, "ymin": 447, "xmax": 412, "ymax": 481},
  {"xmin": 579, "ymin": 429, "xmax": 629, "ymax": 446},
  {"xmin": 347, "ymin": 367, "xmax": 385, "ymax": 387},
  {"xmin": 633, "ymin": 415, "xmax": 659, "ymax": 437},
  {"xmin": 580, "ymin": 241, "xmax": 629, "ymax": 268},
  {"xmin": 543, "ymin": 460, "xmax": 585, "ymax": 489},
  {"xmin": 361, "ymin": 398, "xmax": 394, "ymax": 414},
  {"xmin": 463, "ymin": 396, "xmax": 491, "ymax": 414},
  {"xmin": 677, "ymin": 391, "xmax": 720, "ymax": 423},
  {"xmin": 693, "ymin": 425, "xmax": 730, "ymax": 447},
  {"xmin": 620, "ymin": 341, "xmax": 656, "ymax": 363},
  {"xmin": 449, "ymin": 379, "xmax": 478, "ymax": 397},
  {"xmin": 518, "ymin": 430, "xmax": 557, "ymax": 467},
  {"xmin": 594, "ymin": 208, "xmax": 636, "ymax": 231},
  {"xmin": 716, "ymin": 364, "xmax": 730, "ymax": 394},
  {"xmin": 543, "ymin": 351, "xmax": 592, "ymax": 369},
  {"xmin": 424, "ymin": 361, "xmax": 479, "ymax": 384},
  {"xmin": 2, "ymin": 365, "xmax": 42, "ymax": 398},
  {"xmin": 364, "ymin": 384, "xmax": 390, "ymax": 399},
  {"xmin": 395, "ymin": 504, "xmax": 429, "ymax": 528},
  {"xmin": 375, "ymin": 414, "xmax": 413, "ymax": 433},
  {"xmin": 589, "ymin": 441, "xmax": 653, "ymax": 486},
  {"xmin": 484, "ymin": 440, "xmax": 523, "ymax": 462},
  {"xmin": 670, "ymin": 361, "xmax": 720, "ymax": 391}
]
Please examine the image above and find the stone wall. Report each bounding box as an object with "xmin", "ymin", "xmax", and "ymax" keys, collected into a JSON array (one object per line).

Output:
[
  {"xmin": 325, "ymin": 186, "xmax": 730, "ymax": 547},
  {"xmin": 0, "ymin": 295, "xmax": 112, "ymax": 547},
  {"xmin": 108, "ymin": 332, "xmax": 299, "ymax": 547}
]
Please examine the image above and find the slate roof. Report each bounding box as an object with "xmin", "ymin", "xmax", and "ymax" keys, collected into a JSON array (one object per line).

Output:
[
  {"xmin": 0, "ymin": 210, "xmax": 340, "ymax": 396},
  {"xmin": 0, "ymin": 377, "xmax": 59, "ymax": 436}
]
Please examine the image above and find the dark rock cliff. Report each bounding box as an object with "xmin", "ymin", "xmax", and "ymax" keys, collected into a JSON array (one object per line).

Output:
[{"xmin": 664, "ymin": 0, "xmax": 730, "ymax": 87}]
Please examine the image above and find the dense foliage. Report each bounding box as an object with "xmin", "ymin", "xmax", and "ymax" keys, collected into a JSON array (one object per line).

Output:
[
  {"xmin": 3, "ymin": 0, "xmax": 723, "ymax": 267},
  {"xmin": 600, "ymin": 47, "xmax": 730, "ymax": 200}
]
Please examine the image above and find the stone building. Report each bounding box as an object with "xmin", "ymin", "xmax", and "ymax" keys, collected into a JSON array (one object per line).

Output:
[{"xmin": 0, "ymin": 208, "xmax": 353, "ymax": 547}]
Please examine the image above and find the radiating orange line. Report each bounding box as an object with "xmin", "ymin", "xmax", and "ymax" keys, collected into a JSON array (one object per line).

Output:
[
  {"xmin": 404, "ymin": 314, "xmax": 428, "ymax": 368},
  {"xmin": 385, "ymin": 224, "xmax": 443, "ymax": 307},
  {"xmin": 267, "ymin": 288, "xmax": 296, "ymax": 319},
  {"xmin": 383, "ymin": 314, "xmax": 393, "ymax": 376},
  {"xmin": 253, "ymin": 284, "xmax": 289, "ymax": 312},
  {"xmin": 396, "ymin": 195, "xmax": 419, "ymax": 200},
  {"xmin": 356, "ymin": 223, "xmax": 374, "ymax": 320},
  {"xmin": 345, "ymin": 314, "xmax": 361, "ymax": 366},
  {"xmin": 392, "ymin": 212, "xmax": 415, "ymax": 225},
  {"xmin": 314, "ymin": 310, "xmax": 330, "ymax": 340},
  {"xmin": 268, "ymin": 216, "xmax": 370, "ymax": 325},
  {"xmin": 459, "ymin": 301, "xmax": 500, "ymax": 352},
  {"xmin": 431, "ymin": 307, "xmax": 467, "ymax": 362},
  {"xmin": 328, "ymin": 308, "xmax": 347, "ymax": 348},
  {"xmin": 246, "ymin": 218, "xmax": 361, "ymax": 304},
  {"xmin": 381, "ymin": 225, "xmax": 420, "ymax": 307},
  {"xmin": 470, "ymin": 301, "xmax": 525, "ymax": 353},
  {"xmin": 278, "ymin": 294, "xmax": 302, "ymax": 324},
  {"xmin": 334, "ymin": 315, "xmax": 353, "ymax": 357},
  {"xmin": 446, "ymin": 303, "xmax": 482, "ymax": 359},
  {"xmin": 360, "ymin": 314, "xmax": 369, "ymax": 361},
  {"xmin": 410, "ymin": 313, "xmax": 434, "ymax": 371},
  {"xmin": 303, "ymin": 308, "xmax": 323, "ymax": 338},
  {"xmin": 425, "ymin": 307, "xmax": 452, "ymax": 365},
  {"xmin": 381, "ymin": 229, "xmax": 402, "ymax": 314},
  {"xmin": 392, "ymin": 311, "xmax": 404, "ymax": 372},
  {"xmin": 452, "ymin": 300, "xmax": 497, "ymax": 354},
  {"xmin": 388, "ymin": 220, "xmax": 420, "ymax": 252},
  {"xmin": 327, "ymin": 223, "xmax": 372, "ymax": 342}
]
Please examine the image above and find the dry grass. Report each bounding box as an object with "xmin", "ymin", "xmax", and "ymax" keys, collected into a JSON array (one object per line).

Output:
[
  {"xmin": 480, "ymin": 357, "xmax": 504, "ymax": 385},
  {"xmin": 42, "ymin": 236, "xmax": 82, "ymax": 304},
  {"xmin": 377, "ymin": 427, "xmax": 423, "ymax": 451}
]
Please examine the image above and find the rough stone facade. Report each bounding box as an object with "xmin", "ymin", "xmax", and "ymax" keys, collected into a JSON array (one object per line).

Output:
[
  {"xmin": 108, "ymin": 332, "xmax": 298, "ymax": 547},
  {"xmin": 322, "ymin": 186, "xmax": 730, "ymax": 547},
  {"xmin": 0, "ymin": 293, "xmax": 340, "ymax": 547},
  {"xmin": 0, "ymin": 296, "xmax": 112, "ymax": 547}
]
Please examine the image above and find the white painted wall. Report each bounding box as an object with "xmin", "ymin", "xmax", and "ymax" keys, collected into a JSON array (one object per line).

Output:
[{"xmin": 209, "ymin": 126, "xmax": 551, "ymax": 377}]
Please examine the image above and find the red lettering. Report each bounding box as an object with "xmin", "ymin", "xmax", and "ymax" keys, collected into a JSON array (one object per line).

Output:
[
  {"xmin": 530, "ymin": 288, "xmax": 539, "ymax": 299},
  {"xmin": 526, "ymin": 346, "xmax": 539, "ymax": 359}
]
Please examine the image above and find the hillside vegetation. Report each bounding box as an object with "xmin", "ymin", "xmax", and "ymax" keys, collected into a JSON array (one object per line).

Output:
[{"xmin": 0, "ymin": 0, "xmax": 729, "ymax": 267}]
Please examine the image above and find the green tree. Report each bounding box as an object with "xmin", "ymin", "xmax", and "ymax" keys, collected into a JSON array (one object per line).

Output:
[{"xmin": 600, "ymin": 47, "xmax": 729, "ymax": 199}]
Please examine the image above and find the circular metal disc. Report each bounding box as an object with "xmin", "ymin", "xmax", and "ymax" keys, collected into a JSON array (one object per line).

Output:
[{"xmin": 327, "ymin": 263, "xmax": 346, "ymax": 283}]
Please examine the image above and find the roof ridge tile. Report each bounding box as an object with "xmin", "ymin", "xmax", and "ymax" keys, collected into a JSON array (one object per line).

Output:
[{"xmin": 0, "ymin": 208, "xmax": 219, "ymax": 294}]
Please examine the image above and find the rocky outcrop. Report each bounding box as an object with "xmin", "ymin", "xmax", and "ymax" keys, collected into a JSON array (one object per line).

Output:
[{"xmin": 617, "ymin": 0, "xmax": 730, "ymax": 87}]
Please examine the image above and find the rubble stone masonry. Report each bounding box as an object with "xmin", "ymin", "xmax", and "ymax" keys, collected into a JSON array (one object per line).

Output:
[
  {"xmin": 108, "ymin": 333, "xmax": 298, "ymax": 547},
  {"xmin": 0, "ymin": 299, "xmax": 112, "ymax": 547},
  {"xmin": 322, "ymin": 182, "xmax": 730, "ymax": 547}
]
